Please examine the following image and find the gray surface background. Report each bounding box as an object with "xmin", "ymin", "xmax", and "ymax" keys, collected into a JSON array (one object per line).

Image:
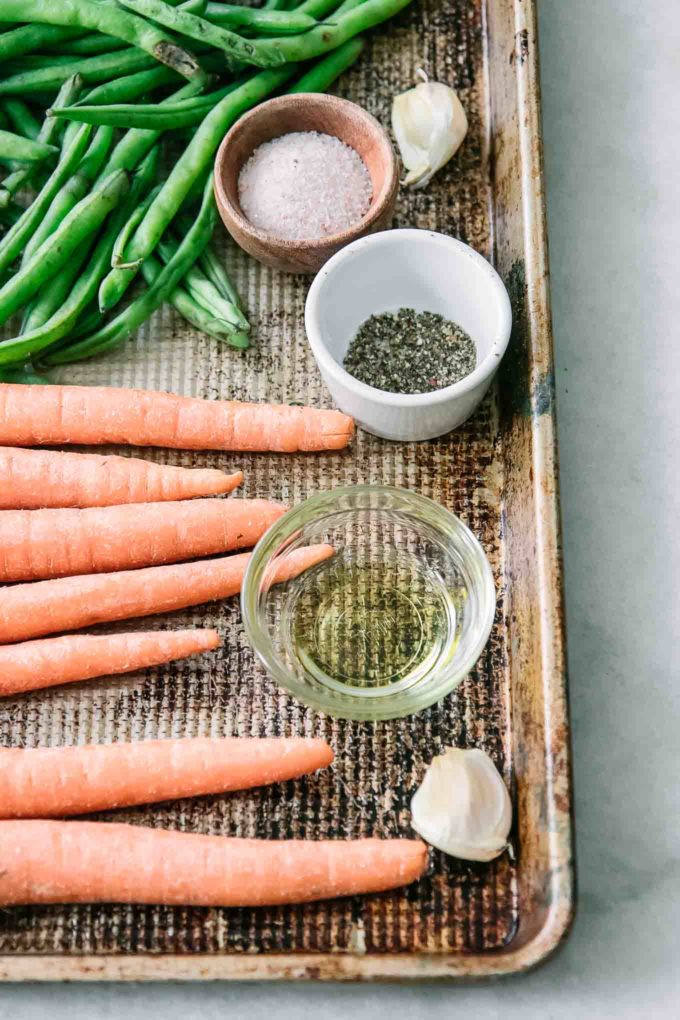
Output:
[{"xmin": 2, "ymin": 0, "xmax": 679, "ymax": 1015}]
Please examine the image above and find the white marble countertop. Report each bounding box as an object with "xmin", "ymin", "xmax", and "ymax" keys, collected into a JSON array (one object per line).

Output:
[{"xmin": 2, "ymin": 0, "xmax": 679, "ymax": 1015}]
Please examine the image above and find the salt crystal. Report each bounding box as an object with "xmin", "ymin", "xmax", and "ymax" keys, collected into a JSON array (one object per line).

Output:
[{"xmin": 237, "ymin": 131, "xmax": 373, "ymax": 241}]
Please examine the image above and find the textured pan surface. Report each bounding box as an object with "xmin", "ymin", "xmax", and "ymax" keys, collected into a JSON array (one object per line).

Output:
[{"xmin": 0, "ymin": 0, "xmax": 574, "ymax": 980}]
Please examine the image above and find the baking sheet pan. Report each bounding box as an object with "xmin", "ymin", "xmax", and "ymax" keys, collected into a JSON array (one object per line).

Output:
[{"xmin": 0, "ymin": 0, "xmax": 574, "ymax": 980}]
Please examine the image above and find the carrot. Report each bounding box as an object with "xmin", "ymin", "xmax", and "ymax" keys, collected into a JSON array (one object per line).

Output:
[
  {"xmin": 0, "ymin": 629, "xmax": 221, "ymax": 698},
  {"xmin": 0, "ymin": 446, "xmax": 243, "ymax": 509},
  {"xmin": 0, "ymin": 498, "xmax": 286, "ymax": 581},
  {"xmin": 0, "ymin": 821, "xmax": 428, "ymax": 906},
  {"xmin": 0, "ymin": 384, "xmax": 354, "ymax": 452},
  {"xmin": 0, "ymin": 544, "xmax": 333, "ymax": 643},
  {"xmin": 0, "ymin": 737, "xmax": 334, "ymax": 818}
]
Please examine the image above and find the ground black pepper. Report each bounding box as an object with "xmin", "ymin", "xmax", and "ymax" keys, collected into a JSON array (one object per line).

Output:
[{"xmin": 342, "ymin": 308, "xmax": 477, "ymax": 394}]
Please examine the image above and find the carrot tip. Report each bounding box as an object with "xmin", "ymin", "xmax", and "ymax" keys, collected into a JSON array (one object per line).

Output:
[
  {"xmin": 199, "ymin": 629, "xmax": 221, "ymax": 650},
  {"xmin": 321, "ymin": 415, "xmax": 355, "ymax": 449},
  {"xmin": 265, "ymin": 543, "xmax": 335, "ymax": 588},
  {"xmin": 311, "ymin": 739, "xmax": 334, "ymax": 768},
  {"xmin": 308, "ymin": 543, "xmax": 335, "ymax": 563}
]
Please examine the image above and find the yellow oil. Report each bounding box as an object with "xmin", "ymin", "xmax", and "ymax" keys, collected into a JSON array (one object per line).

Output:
[{"xmin": 286, "ymin": 555, "xmax": 460, "ymax": 694}]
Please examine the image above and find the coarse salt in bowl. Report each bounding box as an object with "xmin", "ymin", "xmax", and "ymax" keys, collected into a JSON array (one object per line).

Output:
[
  {"xmin": 214, "ymin": 94, "xmax": 399, "ymax": 274},
  {"xmin": 237, "ymin": 131, "xmax": 373, "ymax": 241}
]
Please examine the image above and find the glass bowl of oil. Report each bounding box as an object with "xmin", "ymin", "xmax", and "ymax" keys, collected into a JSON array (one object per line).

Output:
[{"xmin": 241, "ymin": 485, "xmax": 495, "ymax": 721}]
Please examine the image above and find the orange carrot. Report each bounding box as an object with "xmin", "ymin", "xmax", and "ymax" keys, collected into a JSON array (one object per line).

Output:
[
  {"xmin": 0, "ymin": 737, "xmax": 334, "ymax": 818},
  {"xmin": 0, "ymin": 544, "xmax": 333, "ymax": 644},
  {"xmin": 0, "ymin": 498, "xmax": 286, "ymax": 581},
  {"xmin": 0, "ymin": 446, "xmax": 243, "ymax": 509},
  {"xmin": 0, "ymin": 629, "xmax": 221, "ymax": 697},
  {"xmin": 0, "ymin": 384, "xmax": 354, "ymax": 452},
  {"xmin": 0, "ymin": 821, "xmax": 428, "ymax": 906}
]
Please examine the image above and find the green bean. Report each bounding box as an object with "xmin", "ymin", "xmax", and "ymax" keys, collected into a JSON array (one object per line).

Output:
[
  {"xmin": 117, "ymin": 0, "xmax": 286, "ymax": 67},
  {"xmin": 0, "ymin": 0, "xmax": 203, "ymax": 80},
  {"xmin": 0, "ymin": 131, "xmax": 57, "ymax": 164},
  {"xmin": 20, "ymin": 241, "xmax": 92, "ymax": 334},
  {"xmin": 3, "ymin": 55, "xmax": 83, "ymax": 77},
  {"xmin": 0, "ymin": 100, "xmax": 43, "ymax": 175},
  {"xmin": 0, "ymin": 364, "xmax": 50, "ymax": 383},
  {"xmin": 22, "ymin": 147, "xmax": 160, "ymax": 335},
  {"xmin": 69, "ymin": 122, "xmax": 117, "ymax": 178},
  {"xmin": 177, "ymin": 216, "xmax": 245, "ymax": 312},
  {"xmin": 112, "ymin": 184, "xmax": 162, "ymax": 268},
  {"xmin": 179, "ymin": 0, "xmax": 210, "ymax": 15},
  {"xmin": 0, "ymin": 168, "xmax": 129, "ymax": 330},
  {"xmin": 98, "ymin": 64, "xmax": 298, "ymax": 311},
  {"xmin": 0, "ymin": 24, "xmax": 84, "ymax": 62},
  {"xmin": 60, "ymin": 118, "xmax": 82, "ymax": 153},
  {"xmin": 43, "ymin": 0, "xmax": 209, "ymax": 55},
  {"xmin": 6, "ymin": 54, "xmax": 83, "ymax": 68},
  {"xmin": 333, "ymin": 0, "xmax": 369, "ymax": 14},
  {"xmin": 20, "ymin": 233, "xmax": 99, "ymax": 336},
  {"xmin": 49, "ymin": 173, "xmax": 216, "ymax": 364},
  {"xmin": 48, "ymin": 0, "xmax": 206, "ymax": 61},
  {"xmin": 263, "ymin": 0, "xmax": 299, "ymax": 10},
  {"xmin": 0, "ymin": 201, "xmax": 22, "ymax": 228},
  {"xmin": 241, "ymin": 0, "xmax": 413, "ymax": 63},
  {"xmin": 288, "ymin": 35, "xmax": 364, "ymax": 91},
  {"xmin": 142, "ymin": 256, "xmax": 249, "ymax": 348},
  {"xmin": 197, "ymin": 243, "xmax": 243, "ymax": 309},
  {"xmin": 58, "ymin": 0, "xmax": 208, "ymax": 62},
  {"xmin": 0, "ymin": 185, "xmax": 144, "ymax": 365},
  {"xmin": 157, "ymin": 235, "xmax": 249, "ymax": 330},
  {"xmin": 54, "ymin": 34, "xmax": 129, "ymax": 58},
  {"xmin": 1, "ymin": 99, "xmax": 42, "ymax": 140},
  {"xmin": 101, "ymin": 125, "xmax": 165, "ymax": 177},
  {"xmin": 0, "ymin": 49, "xmax": 158, "ymax": 95},
  {"xmin": 258, "ymin": 0, "xmax": 352, "ymax": 22},
  {"xmin": 204, "ymin": 4, "xmax": 318, "ymax": 35},
  {"xmin": 68, "ymin": 303, "xmax": 104, "ymax": 343},
  {"xmin": 22, "ymin": 126, "xmax": 114, "ymax": 265},
  {"xmin": 0, "ymin": 75, "xmax": 83, "ymax": 205},
  {"xmin": 37, "ymin": 147, "xmax": 162, "ymax": 352},
  {"xmin": 51, "ymin": 76, "xmax": 84, "ymax": 140},
  {"xmin": 296, "ymin": 0, "xmax": 348, "ymax": 15},
  {"xmin": 101, "ymin": 77, "xmax": 206, "ymax": 179},
  {"xmin": 81, "ymin": 65, "xmax": 180, "ymax": 106},
  {"xmin": 194, "ymin": 48, "xmax": 238, "ymax": 73},
  {"xmin": 126, "ymin": 138, "xmax": 163, "ymax": 201},
  {"xmin": 52, "ymin": 80, "xmax": 241, "ymax": 130}
]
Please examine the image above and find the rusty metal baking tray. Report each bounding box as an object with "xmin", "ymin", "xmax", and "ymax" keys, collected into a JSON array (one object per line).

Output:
[{"xmin": 0, "ymin": 0, "xmax": 574, "ymax": 981}]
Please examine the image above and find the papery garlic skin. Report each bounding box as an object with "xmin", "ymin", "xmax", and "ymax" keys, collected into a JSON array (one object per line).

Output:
[
  {"xmin": 391, "ymin": 73, "xmax": 468, "ymax": 189},
  {"xmin": 411, "ymin": 747, "xmax": 512, "ymax": 862}
]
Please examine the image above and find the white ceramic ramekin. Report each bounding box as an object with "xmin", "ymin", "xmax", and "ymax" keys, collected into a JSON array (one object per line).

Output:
[{"xmin": 304, "ymin": 229, "xmax": 512, "ymax": 441}]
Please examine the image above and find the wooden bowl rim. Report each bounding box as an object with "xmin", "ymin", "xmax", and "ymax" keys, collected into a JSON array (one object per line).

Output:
[{"xmin": 213, "ymin": 93, "xmax": 399, "ymax": 255}]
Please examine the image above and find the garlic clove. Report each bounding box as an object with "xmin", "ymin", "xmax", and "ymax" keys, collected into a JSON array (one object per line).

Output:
[
  {"xmin": 411, "ymin": 747, "xmax": 512, "ymax": 862},
  {"xmin": 391, "ymin": 72, "xmax": 468, "ymax": 189}
]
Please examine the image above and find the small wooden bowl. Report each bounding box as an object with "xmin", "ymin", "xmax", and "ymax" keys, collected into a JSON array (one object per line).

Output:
[{"xmin": 213, "ymin": 93, "xmax": 399, "ymax": 275}]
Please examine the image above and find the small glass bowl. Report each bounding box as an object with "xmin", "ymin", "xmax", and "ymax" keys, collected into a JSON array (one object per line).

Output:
[{"xmin": 241, "ymin": 485, "xmax": 496, "ymax": 721}]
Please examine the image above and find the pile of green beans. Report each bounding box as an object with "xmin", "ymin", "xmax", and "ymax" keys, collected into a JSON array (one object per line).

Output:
[
  {"xmin": 0, "ymin": 74, "xmax": 82, "ymax": 207},
  {"xmin": 0, "ymin": 0, "xmax": 413, "ymax": 372},
  {"xmin": 0, "ymin": 130, "xmax": 57, "ymax": 163},
  {"xmin": 0, "ymin": 0, "xmax": 203, "ymax": 80},
  {"xmin": 205, "ymin": 4, "xmax": 319, "ymax": 36},
  {"xmin": 50, "ymin": 81, "xmax": 242, "ymax": 130}
]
